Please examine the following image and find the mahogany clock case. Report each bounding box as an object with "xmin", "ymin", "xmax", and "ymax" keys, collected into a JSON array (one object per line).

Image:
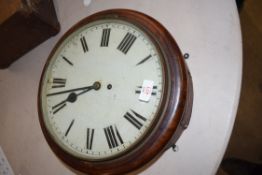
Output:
[{"xmin": 38, "ymin": 9, "xmax": 193, "ymax": 175}]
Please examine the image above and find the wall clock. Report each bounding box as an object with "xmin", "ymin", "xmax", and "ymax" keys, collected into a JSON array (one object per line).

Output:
[{"xmin": 38, "ymin": 9, "xmax": 193, "ymax": 175}]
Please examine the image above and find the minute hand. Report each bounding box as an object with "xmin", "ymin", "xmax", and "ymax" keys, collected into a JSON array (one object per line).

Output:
[{"xmin": 47, "ymin": 82, "xmax": 101, "ymax": 97}]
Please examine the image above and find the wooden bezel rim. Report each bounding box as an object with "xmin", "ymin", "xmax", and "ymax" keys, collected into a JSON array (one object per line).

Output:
[{"xmin": 38, "ymin": 9, "xmax": 191, "ymax": 175}]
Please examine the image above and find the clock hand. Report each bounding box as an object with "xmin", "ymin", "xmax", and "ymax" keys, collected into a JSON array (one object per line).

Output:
[
  {"xmin": 51, "ymin": 92, "xmax": 78, "ymax": 114},
  {"xmin": 65, "ymin": 82, "xmax": 101, "ymax": 103},
  {"xmin": 47, "ymin": 82, "xmax": 101, "ymax": 97},
  {"xmin": 51, "ymin": 82, "xmax": 101, "ymax": 114}
]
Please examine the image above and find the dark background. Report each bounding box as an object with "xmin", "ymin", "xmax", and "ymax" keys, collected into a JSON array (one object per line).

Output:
[{"xmin": 218, "ymin": 0, "xmax": 262, "ymax": 174}]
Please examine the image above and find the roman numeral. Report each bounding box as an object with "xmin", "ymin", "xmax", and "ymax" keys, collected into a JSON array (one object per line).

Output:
[
  {"xmin": 135, "ymin": 86, "xmax": 158, "ymax": 96},
  {"xmin": 104, "ymin": 125, "xmax": 123, "ymax": 149},
  {"xmin": 86, "ymin": 128, "xmax": 95, "ymax": 150},
  {"xmin": 80, "ymin": 36, "xmax": 88, "ymax": 53},
  {"xmin": 52, "ymin": 100, "xmax": 66, "ymax": 114},
  {"xmin": 100, "ymin": 28, "xmax": 111, "ymax": 47},
  {"xmin": 65, "ymin": 119, "xmax": 75, "ymax": 136},
  {"xmin": 117, "ymin": 33, "xmax": 137, "ymax": 54},
  {"xmin": 52, "ymin": 78, "xmax": 66, "ymax": 88},
  {"xmin": 62, "ymin": 56, "xmax": 73, "ymax": 66},
  {"xmin": 124, "ymin": 110, "xmax": 147, "ymax": 130},
  {"xmin": 136, "ymin": 54, "xmax": 152, "ymax": 66}
]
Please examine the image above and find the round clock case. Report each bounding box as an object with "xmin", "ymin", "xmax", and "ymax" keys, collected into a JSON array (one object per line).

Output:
[{"xmin": 38, "ymin": 9, "xmax": 193, "ymax": 175}]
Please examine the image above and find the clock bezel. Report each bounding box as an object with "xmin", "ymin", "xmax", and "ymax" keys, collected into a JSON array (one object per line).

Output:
[
  {"xmin": 38, "ymin": 9, "xmax": 191, "ymax": 175},
  {"xmin": 39, "ymin": 18, "xmax": 167, "ymax": 161}
]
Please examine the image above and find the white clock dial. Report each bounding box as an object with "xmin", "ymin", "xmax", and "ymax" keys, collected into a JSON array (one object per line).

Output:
[{"xmin": 41, "ymin": 19, "xmax": 165, "ymax": 160}]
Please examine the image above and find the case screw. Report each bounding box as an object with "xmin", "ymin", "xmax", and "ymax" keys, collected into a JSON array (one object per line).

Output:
[
  {"xmin": 184, "ymin": 53, "xmax": 190, "ymax": 59},
  {"xmin": 171, "ymin": 144, "xmax": 179, "ymax": 152}
]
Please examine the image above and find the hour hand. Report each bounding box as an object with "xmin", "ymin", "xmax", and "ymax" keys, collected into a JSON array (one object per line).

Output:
[
  {"xmin": 47, "ymin": 81, "xmax": 101, "ymax": 97},
  {"xmin": 52, "ymin": 100, "xmax": 67, "ymax": 114},
  {"xmin": 50, "ymin": 82, "xmax": 101, "ymax": 114}
]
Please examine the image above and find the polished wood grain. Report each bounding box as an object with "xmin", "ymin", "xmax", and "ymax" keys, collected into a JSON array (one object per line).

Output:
[{"xmin": 38, "ymin": 9, "xmax": 193, "ymax": 175}]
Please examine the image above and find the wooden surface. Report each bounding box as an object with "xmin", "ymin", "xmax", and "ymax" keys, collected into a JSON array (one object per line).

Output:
[
  {"xmin": 0, "ymin": 0, "xmax": 22, "ymax": 23},
  {"xmin": 0, "ymin": 0, "xmax": 60, "ymax": 68},
  {"xmin": 38, "ymin": 9, "xmax": 193, "ymax": 175}
]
